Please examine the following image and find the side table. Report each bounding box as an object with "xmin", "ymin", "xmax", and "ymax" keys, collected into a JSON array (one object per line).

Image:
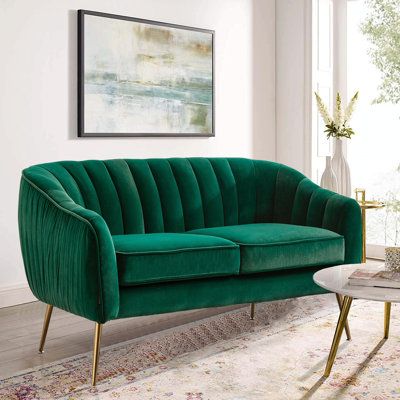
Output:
[
  {"xmin": 355, "ymin": 188, "xmax": 385, "ymax": 263},
  {"xmin": 314, "ymin": 264, "xmax": 397, "ymax": 377}
]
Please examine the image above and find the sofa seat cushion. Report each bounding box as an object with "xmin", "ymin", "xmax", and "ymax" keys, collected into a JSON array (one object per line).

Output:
[
  {"xmin": 113, "ymin": 233, "xmax": 240, "ymax": 286},
  {"xmin": 189, "ymin": 223, "xmax": 344, "ymax": 274}
]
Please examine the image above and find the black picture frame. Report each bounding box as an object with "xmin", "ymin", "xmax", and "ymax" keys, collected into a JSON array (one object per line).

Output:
[{"xmin": 78, "ymin": 10, "xmax": 215, "ymax": 137}]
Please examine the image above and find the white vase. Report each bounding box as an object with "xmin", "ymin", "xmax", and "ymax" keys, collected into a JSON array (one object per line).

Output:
[
  {"xmin": 320, "ymin": 156, "xmax": 338, "ymax": 192},
  {"xmin": 331, "ymin": 139, "xmax": 351, "ymax": 196}
]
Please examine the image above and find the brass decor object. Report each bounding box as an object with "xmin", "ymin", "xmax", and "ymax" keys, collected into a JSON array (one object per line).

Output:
[{"xmin": 355, "ymin": 188, "xmax": 385, "ymax": 263}]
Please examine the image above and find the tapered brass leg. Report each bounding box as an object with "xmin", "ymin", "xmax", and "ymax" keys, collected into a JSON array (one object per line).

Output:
[
  {"xmin": 250, "ymin": 303, "xmax": 255, "ymax": 320},
  {"xmin": 335, "ymin": 293, "xmax": 351, "ymax": 340},
  {"xmin": 38, "ymin": 304, "xmax": 53, "ymax": 353},
  {"xmin": 361, "ymin": 208, "xmax": 367, "ymax": 263},
  {"xmin": 384, "ymin": 302, "xmax": 391, "ymax": 339},
  {"xmin": 91, "ymin": 323, "xmax": 102, "ymax": 386},
  {"xmin": 324, "ymin": 296, "xmax": 353, "ymax": 377}
]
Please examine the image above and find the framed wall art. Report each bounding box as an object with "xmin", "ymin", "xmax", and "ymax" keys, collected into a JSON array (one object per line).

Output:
[{"xmin": 78, "ymin": 10, "xmax": 214, "ymax": 137}]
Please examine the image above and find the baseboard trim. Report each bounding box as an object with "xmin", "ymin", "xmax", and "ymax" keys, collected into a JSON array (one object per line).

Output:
[{"xmin": 0, "ymin": 284, "xmax": 37, "ymax": 308}]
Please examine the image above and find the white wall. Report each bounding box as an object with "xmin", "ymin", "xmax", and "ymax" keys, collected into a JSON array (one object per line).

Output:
[
  {"xmin": 253, "ymin": 0, "xmax": 276, "ymax": 159},
  {"xmin": 276, "ymin": 0, "xmax": 312, "ymax": 175},
  {"xmin": 0, "ymin": 0, "xmax": 275, "ymax": 305}
]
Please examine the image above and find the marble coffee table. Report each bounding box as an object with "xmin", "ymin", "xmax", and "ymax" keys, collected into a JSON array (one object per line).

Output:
[{"xmin": 313, "ymin": 263, "xmax": 400, "ymax": 377}]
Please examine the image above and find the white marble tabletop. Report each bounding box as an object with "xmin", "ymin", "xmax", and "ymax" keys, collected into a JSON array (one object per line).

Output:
[{"xmin": 313, "ymin": 263, "xmax": 400, "ymax": 303}]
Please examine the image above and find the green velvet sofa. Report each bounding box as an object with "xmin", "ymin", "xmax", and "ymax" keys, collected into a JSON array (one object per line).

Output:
[{"xmin": 18, "ymin": 158, "xmax": 362, "ymax": 385}]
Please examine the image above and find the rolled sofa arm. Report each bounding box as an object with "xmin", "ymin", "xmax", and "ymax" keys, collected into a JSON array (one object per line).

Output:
[
  {"xmin": 274, "ymin": 165, "xmax": 362, "ymax": 264},
  {"xmin": 320, "ymin": 191, "xmax": 362, "ymax": 263},
  {"xmin": 18, "ymin": 168, "xmax": 119, "ymax": 323}
]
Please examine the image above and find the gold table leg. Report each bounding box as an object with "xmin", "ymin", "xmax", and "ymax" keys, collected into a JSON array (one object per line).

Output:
[
  {"xmin": 384, "ymin": 302, "xmax": 391, "ymax": 339},
  {"xmin": 355, "ymin": 188, "xmax": 367, "ymax": 263},
  {"xmin": 92, "ymin": 323, "xmax": 102, "ymax": 386},
  {"xmin": 324, "ymin": 296, "xmax": 353, "ymax": 377},
  {"xmin": 335, "ymin": 293, "xmax": 351, "ymax": 340},
  {"xmin": 38, "ymin": 304, "xmax": 53, "ymax": 353},
  {"xmin": 250, "ymin": 303, "xmax": 255, "ymax": 320},
  {"xmin": 361, "ymin": 207, "xmax": 366, "ymax": 263}
]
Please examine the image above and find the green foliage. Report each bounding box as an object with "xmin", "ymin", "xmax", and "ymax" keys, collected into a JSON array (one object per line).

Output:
[
  {"xmin": 324, "ymin": 122, "xmax": 356, "ymax": 140},
  {"xmin": 361, "ymin": 0, "xmax": 400, "ymax": 104}
]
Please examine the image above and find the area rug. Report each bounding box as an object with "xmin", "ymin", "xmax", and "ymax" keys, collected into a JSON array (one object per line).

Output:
[{"xmin": 0, "ymin": 295, "xmax": 399, "ymax": 399}]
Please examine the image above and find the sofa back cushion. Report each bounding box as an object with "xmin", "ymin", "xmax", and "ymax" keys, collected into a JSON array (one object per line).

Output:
[{"xmin": 22, "ymin": 158, "xmax": 299, "ymax": 235}]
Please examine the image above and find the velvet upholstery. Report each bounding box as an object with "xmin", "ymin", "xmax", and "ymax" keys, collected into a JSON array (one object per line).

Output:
[
  {"xmin": 18, "ymin": 174, "xmax": 119, "ymax": 323},
  {"xmin": 189, "ymin": 223, "xmax": 344, "ymax": 273},
  {"xmin": 19, "ymin": 158, "xmax": 362, "ymax": 323},
  {"xmin": 117, "ymin": 266, "xmax": 328, "ymax": 318},
  {"xmin": 113, "ymin": 233, "xmax": 240, "ymax": 285}
]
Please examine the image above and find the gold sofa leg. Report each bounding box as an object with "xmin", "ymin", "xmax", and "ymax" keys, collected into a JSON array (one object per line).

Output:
[
  {"xmin": 250, "ymin": 302, "xmax": 255, "ymax": 320},
  {"xmin": 92, "ymin": 323, "xmax": 102, "ymax": 386},
  {"xmin": 335, "ymin": 293, "xmax": 351, "ymax": 340},
  {"xmin": 38, "ymin": 304, "xmax": 53, "ymax": 353},
  {"xmin": 384, "ymin": 302, "xmax": 391, "ymax": 339}
]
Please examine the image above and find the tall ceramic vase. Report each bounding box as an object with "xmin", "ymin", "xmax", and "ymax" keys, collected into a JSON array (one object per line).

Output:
[
  {"xmin": 320, "ymin": 156, "xmax": 338, "ymax": 192},
  {"xmin": 331, "ymin": 139, "xmax": 351, "ymax": 196}
]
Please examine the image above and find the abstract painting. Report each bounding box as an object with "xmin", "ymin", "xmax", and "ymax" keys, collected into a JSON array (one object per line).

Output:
[{"xmin": 78, "ymin": 10, "xmax": 214, "ymax": 137}]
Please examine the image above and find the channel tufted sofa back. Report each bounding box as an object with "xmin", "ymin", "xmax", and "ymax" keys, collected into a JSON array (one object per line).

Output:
[
  {"xmin": 20, "ymin": 157, "xmax": 361, "ymax": 262},
  {"xmin": 21, "ymin": 158, "xmax": 281, "ymax": 234}
]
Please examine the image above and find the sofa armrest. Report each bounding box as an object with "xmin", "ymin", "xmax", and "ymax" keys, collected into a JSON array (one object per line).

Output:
[
  {"xmin": 272, "ymin": 165, "xmax": 361, "ymax": 264},
  {"xmin": 320, "ymin": 192, "xmax": 362, "ymax": 263},
  {"xmin": 18, "ymin": 172, "xmax": 119, "ymax": 323},
  {"xmin": 292, "ymin": 177, "xmax": 362, "ymax": 264}
]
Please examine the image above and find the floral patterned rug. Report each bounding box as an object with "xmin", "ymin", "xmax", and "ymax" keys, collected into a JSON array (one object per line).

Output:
[{"xmin": 0, "ymin": 295, "xmax": 399, "ymax": 399}]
